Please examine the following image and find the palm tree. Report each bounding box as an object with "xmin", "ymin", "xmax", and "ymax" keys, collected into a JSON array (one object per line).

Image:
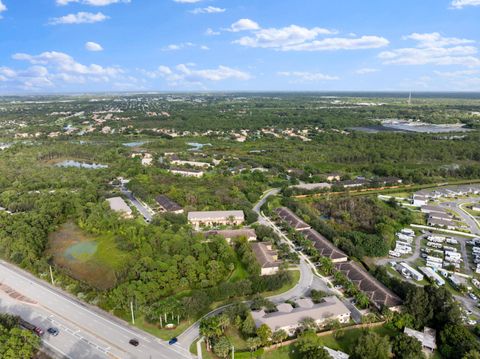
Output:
[
  {"xmin": 246, "ymin": 337, "xmax": 262, "ymax": 358},
  {"xmin": 272, "ymin": 329, "xmax": 288, "ymax": 348}
]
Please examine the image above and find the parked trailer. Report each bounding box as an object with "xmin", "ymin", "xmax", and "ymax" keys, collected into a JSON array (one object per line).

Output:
[
  {"xmin": 419, "ymin": 266, "xmax": 445, "ymax": 286},
  {"xmin": 399, "ymin": 262, "xmax": 424, "ymax": 281}
]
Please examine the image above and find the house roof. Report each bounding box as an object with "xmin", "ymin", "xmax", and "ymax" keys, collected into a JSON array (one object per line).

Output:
[
  {"xmin": 106, "ymin": 197, "xmax": 132, "ymax": 214},
  {"xmin": 187, "ymin": 210, "xmax": 244, "ymax": 221},
  {"xmin": 335, "ymin": 261, "xmax": 402, "ymax": 309},
  {"xmin": 428, "ymin": 212, "xmax": 453, "ymax": 220},
  {"xmin": 300, "ymin": 228, "xmax": 348, "ymax": 262},
  {"xmin": 404, "ymin": 327, "xmax": 437, "ymax": 350},
  {"xmin": 428, "ymin": 218, "xmax": 455, "ymax": 227},
  {"xmin": 204, "ymin": 228, "xmax": 256, "ymax": 239},
  {"xmin": 251, "ymin": 296, "xmax": 350, "ymax": 331},
  {"xmin": 155, "ymin": 195, "xmax": 183, "ymax": 212},
  {"xmin": 275, "ymin": 207, "xmax": 311, "ymax": 230},
  {"xmin": 251, "ymin": 242, "xmax": 281, "ymax": 268}
]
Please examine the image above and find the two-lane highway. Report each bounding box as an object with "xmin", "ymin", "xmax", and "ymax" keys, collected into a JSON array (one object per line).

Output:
[{"xmin": 0, "ymin": 260, "xmax": 193, "ymax": 359}]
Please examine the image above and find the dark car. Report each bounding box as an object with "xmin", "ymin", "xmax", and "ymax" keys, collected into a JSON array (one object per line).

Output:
[
  {"xmin": 47, "ymin": 327, "xmax": 59, "ymax": 336},
  {"xmin": 168, "ymin": 337, "xmax": 178, "ymax": 345},
  {"xmin": 129, "ymin": 339, "xmax": 139, "ymax": 347}
]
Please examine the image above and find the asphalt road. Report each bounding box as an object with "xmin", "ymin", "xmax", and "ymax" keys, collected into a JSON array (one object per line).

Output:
[
  {"xmin": 440, "ymin": 198, "xmax": 480, "ymax": 236},
  {"xmin": 0, "ymin": 260, "xmax": 193, "ymax": 359},
  {"xmin": 121, "ymin": 187, "xmax": 153, "ymax": 222}
]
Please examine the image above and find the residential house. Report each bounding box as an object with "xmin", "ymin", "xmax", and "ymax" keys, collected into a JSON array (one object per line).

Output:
[
  {"xmin": 275, "ymin": 207, "xmax": 311, "ymax": 231},
  {"xmin": 203, "ymin": 228, "xmax": 257, "ymax": 243},
  {"xmin": 427, "ymin": 218, "xmax": 457, "ymax": 230},
  {"xmin": 106, "ymin": 197, "xmax": 133, "ymax": 219},
  {"xmin": 155, "ymin": 195, "xmax": 184, "ymax": 214},
  {"xmin": 187, "ymin": 210, "xmax": 244, "ymax": 229},
  {"xmin": 335, "ymin": 261, "xmax": 403, "ymax": 310},
  {"xmin": 168, "ymin": 168, "xmax": 204, "ymax": 178},
  {"xmin": 404, "ymin": 327, "xmax": 437, "ymax": 353},
  {"xmin": 300, "ymin": 228, "xmax": 348, "ymax": 263},
  {"xmin": 251, "ymin": 242, "xmax": 282, "ymax": 276},
  {"xmin": 251, "ymin": 296, "xmax": 350, "ymax": 336}
]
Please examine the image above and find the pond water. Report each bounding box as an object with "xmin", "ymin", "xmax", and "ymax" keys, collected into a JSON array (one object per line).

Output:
[
  {"xmin": 64, "ymin": 241, "xmax": 98, "ymax": 261},
  {"xmin": 56, "ymin": 160, "xmax": 108, "ymax": 169},
  {"xmin": 187, "ymin": 142, "xmax": 212, "ymax": 151},
  {"xmin": 350, "ymin": 123, "xmax": 472, "ymax": 134},
  {"xmin": 123, "ymin": 141, "xmax": 147, "ymax": 147}
]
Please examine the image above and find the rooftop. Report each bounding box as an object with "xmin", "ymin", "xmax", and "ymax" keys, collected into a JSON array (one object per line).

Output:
[
  {"xmin": 188, "ymin": 210, "xmax": 244, "ymax": 221},
  {"xmin": 251, "ymin": 296, "xmax": 350, "ymax": 332},
  {"xmin": 404, "ymin": 327, "xmax": 437, "ymax": 350},
  {"xmin": 275, "ymin": 207, "xmax": 311, "ymax": 231},
  {"xmin": 106, "ymin": 197, "xmax": 132, "ymax": 215},
  {"xmin": 155, "ymin": 195, "xmax": 183, "ymax": 212},
  {"xmin": 335, "ymin": 261, "xmax": 402, "ymax": 309},
  {"xmin": 251, "ymin": 242, "xmax": 281, "ymax": 269},
  {"xmin": 300, "ymin": 228, "xmax": 348, "ymax": 262}
]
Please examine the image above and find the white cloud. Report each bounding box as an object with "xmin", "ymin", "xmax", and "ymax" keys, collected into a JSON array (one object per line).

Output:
[
  {"xmin": 191, "ymin": 6, "xmax": 225, "ymax": 14},
  {"xmin": 57, "ymin": 0, "xmax": 130, "ymax": 5},
  {"xmin": 434, "ymin": 69, "xmax": 480, "ymax": 77},
  {"xmin": 151, "ymin": 64, "xmax": 251, "ymax": 85},
  {"xmin": 161, "ymin": 42, "xmax": 208, "ymax": 51},
  {"xmin": 0, "ymin": 1, "xmax": 7, "ymax": 18},
  {"xmin": 229, "ymin": 19, "xmax": 260, "ymax": 32},
  {"xmin": 13, "ymin": 51, "xmax": 122, "ymax": 76},
  {"xmin": 355, "ymin": 68, "xmax": 379, "ymax": 75},
  {"xmin": 404, "ymin": 32, "xmax": 474, "ymax": 47},
  {"xmin": 278, "ymin": 71, "xmax": 339, "ymax": 81},
  {"xmin": 379, "ymin": 32, "xmax": 480, "ymax": 67},
  {"xmin": 205, "ymin": 28, "xmax": 220, "ymax": 36},
  {"xmin": 85, "ymin": 41, "xmax": 104, "ymax": 51},
  {"xmin": 235, "ymin": 25, "xmax": 335, "ymax": 49},
  {"xmin": 451, "ymin": 0, "xmax": 480, "ymax": 8},
  {"xmin": 49, "ymin": 12, "xmax": 109, "ymax": 25},
  {"xmin": 230, "ymin": 20, "xmax": 387, "ymax": 52}
]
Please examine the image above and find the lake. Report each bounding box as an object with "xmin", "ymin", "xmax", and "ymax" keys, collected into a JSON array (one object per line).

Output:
[{"xmin": 55, "ymin": 160, "xmax": 108, "ymax": 169}]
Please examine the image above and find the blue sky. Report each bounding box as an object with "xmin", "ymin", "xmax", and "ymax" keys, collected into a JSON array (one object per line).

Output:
[{"xmin": 1, "ymin": 0, "xmax": 480, "ymax": 93}]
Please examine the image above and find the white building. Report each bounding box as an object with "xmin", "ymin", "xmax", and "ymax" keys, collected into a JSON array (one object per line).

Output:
[
  {"xmin": 106, "ymin": 197, "xmax": 133, "ymax": 219},
  {"xmin": 251, "ymin": 296, "xmax": 350, "ymax": 336},
  {"xmin": 187, "ymin": 210, "xmax": 245, "ymax": 229},
  {"xmin": 404, "ymin": 327, "xmax": 437, "ymax": 353}
]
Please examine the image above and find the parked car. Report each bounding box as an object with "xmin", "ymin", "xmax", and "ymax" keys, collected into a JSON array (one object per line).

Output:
[
  {"xmin": 47, "ymin": 327, "xmax": 59, "ymax": 336},
  {"xmin": 129, "ymin": 339, "xmax": 139, "ymax": 347},
  {"xmin": 168, "ymin": 337, "xmax": 178, "ymax": 345}
]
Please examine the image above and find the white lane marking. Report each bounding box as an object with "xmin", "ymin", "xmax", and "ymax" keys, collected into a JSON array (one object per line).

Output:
[
  {"xmin": 42, "ymin": 340, "xmax": 75, "ymax": 359},
  {"xmin": 0, "ymin": 263, "xmax": 151, "ymax": 342}
]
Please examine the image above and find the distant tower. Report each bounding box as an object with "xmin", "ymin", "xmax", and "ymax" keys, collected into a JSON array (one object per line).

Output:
[{"xmin": 408, "ymin": 91, "xmax": 412, "ymax": 106}]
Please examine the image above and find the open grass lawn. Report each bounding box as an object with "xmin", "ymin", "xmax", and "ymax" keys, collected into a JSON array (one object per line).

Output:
[
  {"xmin": 134, "ymin": 316, "xmax": 193, "ymax": 341},
  {"xmin": 228, "ymin": 255, "xmax": 249, "ymax": 282},
  {"xmin": 262, "ymin": 270, "xmax": 300, "ymax": 297}
]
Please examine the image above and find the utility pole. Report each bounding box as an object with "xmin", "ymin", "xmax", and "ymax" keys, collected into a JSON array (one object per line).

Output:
[
  {"xmin": 231, "ymin": 345, "xmax": 234, "ymax": 359},
  {"xmin": 130, "ymin": 301, "xmax": 135, "ymax": 324},
  {"xmin": 49, "ymin": 266, "xmax": 55, "ymax": 285}
]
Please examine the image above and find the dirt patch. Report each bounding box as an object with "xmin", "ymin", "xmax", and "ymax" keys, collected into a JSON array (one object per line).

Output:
[{"xmin": 47, "ymin": 222, "xmax": 118, "ymax": 290}]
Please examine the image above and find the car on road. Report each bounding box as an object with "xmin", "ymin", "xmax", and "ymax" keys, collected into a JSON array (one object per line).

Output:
[
  {"xmin": 168, "ymin": 337, "xmax": 178, "ymax": 345},
  {"xmin": 129, "ymin": 339, "xmax": 139, "ymax": 347},
  {"xmin": 47, "ymin": 327, "xmax": 59, "ymax": 336},
  {"xmin": 34, "ymin": 327, "xmax": 44, "ymax": 336},
  {"xmin": 469, "ymin": 293, "xmax": 478, "ymax": 301}
]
